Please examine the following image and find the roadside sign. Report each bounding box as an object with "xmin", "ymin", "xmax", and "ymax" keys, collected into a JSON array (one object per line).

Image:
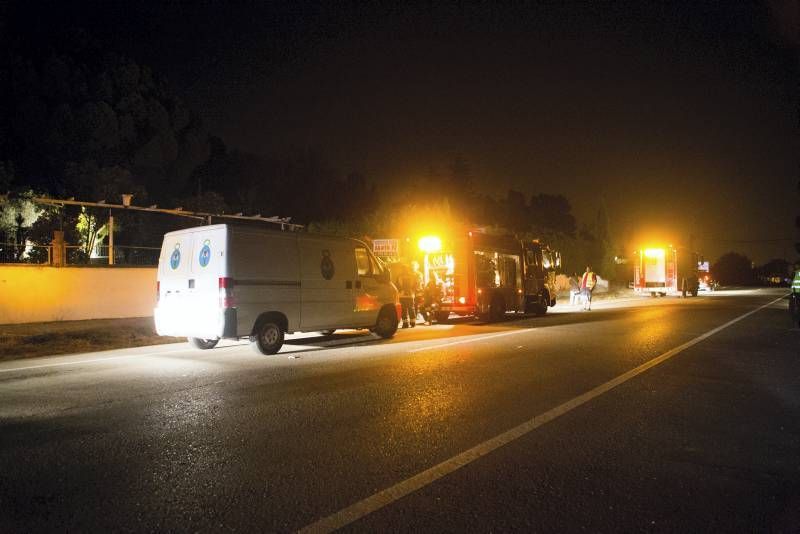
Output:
[{"xmin": 373, "ymin": 239, "xmax": 399, "ymax": 257}]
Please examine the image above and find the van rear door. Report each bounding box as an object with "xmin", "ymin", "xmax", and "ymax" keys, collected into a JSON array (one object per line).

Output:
[{"xmin": 155, "ymin": 225, "xmax": 227, "ymax": 338}]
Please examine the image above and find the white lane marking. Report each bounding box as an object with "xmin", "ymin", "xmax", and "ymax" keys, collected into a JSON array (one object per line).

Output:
[
  {"xmin": 407, "ymin": 330, "xmax": 528, "ymax": 353},
  {"xmin": 0, "ymin": 348, "xmax": 194, "ymax": 374},
  {"xmin": 299, "ymin": 294, "xmax": 786, "ymax": 533}
]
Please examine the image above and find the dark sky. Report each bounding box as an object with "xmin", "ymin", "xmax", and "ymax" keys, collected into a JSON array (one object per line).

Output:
[{"xmin": 8, "ymin": 1, "xmax": 799, "ymax": 263}]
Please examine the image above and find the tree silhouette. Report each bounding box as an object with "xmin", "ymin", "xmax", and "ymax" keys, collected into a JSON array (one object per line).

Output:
[{"xmin": 713, "ymin": 252, "xmax": 755, "ymax": 286}]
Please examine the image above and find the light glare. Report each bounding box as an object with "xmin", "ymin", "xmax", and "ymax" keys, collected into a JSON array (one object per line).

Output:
[{"xmin": 418, "ymin": 236, "xmax": 442, "ymax": 253}]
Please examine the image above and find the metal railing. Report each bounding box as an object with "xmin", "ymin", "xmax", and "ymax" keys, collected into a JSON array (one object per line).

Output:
[
  {"xmin": 0, "ymin": 243, "xmax": 51, "ymax": 264},
  {"xmin": 1, "ymin": 243, "xmax": 160, "ymax": 266},
  {"xmin": 65, "ymin": 245, "xmax": 161, "ymax": 266}
]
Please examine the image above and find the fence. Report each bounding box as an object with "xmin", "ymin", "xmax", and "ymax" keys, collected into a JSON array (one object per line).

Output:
[
  {"xmin": 65, "ymin": 245, "xmax": 161, "ymax": 266},
  {"xmin": 1, "ymin": 243, "xmax": 160, "ymax": 266},
  {"xmin": 0, "ymin": 243, "xmax": 51, "ymax": 264}
]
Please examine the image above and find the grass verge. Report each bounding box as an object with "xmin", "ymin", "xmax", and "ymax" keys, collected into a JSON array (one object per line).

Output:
[{"xmin": 0, "ymin": 317, "xmax": 183, "ymax": 362}]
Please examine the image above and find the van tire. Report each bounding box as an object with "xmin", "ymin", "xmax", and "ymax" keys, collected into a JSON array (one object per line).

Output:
[
  {"xmin": 374, "ymin": 307, "xmax": 398, "ymax": 339},
  {"xmin": 188, "ymin": 337, "xmax": 219, "ymax": 350},
  {"xmin": 250, "ymin": 321, "xmax": 284, "ymax": 355},
  {"xmin": 435, "ymin": 311, "xmax": 450, "ymax": 324}
]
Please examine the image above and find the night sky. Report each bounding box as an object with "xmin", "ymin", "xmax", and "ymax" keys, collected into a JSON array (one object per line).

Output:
[{"xmin": 6, "ymin": 1, "xmax": 799, "ymax": 263}]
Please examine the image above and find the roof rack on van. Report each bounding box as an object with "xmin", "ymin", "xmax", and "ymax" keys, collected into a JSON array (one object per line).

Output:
[{"xmin": 32, "ymin": 196, "xmax": 304, "ymax": 231}]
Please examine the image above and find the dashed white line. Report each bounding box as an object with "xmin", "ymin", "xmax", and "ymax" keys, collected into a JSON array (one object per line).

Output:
[{"xmin": 407, "ymin": 330, "xmax": 529, "ymax": 353}]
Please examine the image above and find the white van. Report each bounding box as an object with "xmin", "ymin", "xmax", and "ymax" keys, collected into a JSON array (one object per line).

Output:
[{"xmin": 154, "ymin": 224, "xmax": 400, "ymax": 354}]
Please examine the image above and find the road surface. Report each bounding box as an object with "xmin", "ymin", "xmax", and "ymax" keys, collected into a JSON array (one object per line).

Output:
[{"xmin": 1, "ymin": 289, "xmax": 798, "ymax": 532}]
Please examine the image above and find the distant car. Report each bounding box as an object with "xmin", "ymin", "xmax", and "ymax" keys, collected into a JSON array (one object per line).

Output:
[{"xmin": 698, "ymin": 273, "xmax": 717, "ymax": 291}]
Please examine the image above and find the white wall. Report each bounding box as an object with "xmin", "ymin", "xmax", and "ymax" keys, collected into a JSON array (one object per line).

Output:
[{"xmin": 0, "ymin": 266, "xmax": 157, "ymax": 324}]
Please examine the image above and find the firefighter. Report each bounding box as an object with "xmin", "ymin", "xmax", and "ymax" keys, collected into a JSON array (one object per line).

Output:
[
  {"xmin": 580, "ymin": 265, "xmax": 597, "ymax": 311},
  {"xmin": 411, "ymin": 261, "xmax": 424, "ymax": 322},
  {"xmin": 396, "ymin": 264, "xmax": 419, "ymax": 328},
  {"xmin": 420, "ymin": 275, "xmax": 442, "ymax": 325}
]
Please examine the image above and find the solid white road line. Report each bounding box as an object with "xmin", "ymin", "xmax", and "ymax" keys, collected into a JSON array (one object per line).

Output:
[
  {"xmin": 0, "ymin": 347, "xmax": 193, "ymax": 374},
  {"xmin": 298, "ymin": 294, "xmax": 786, "ymax": 534},
  {"xmin": 407, "ymin": 330, "xmax": 529, "ymax": 353}
]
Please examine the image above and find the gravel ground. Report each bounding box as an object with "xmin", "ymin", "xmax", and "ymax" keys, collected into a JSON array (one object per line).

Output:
[{"xmin": 0, "ymin": 317, "xmax": 182, "ymax": 361}]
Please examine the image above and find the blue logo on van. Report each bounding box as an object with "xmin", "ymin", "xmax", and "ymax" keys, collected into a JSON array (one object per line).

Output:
[
  {"xmin": 198, "ymin": 240, "xmax": 211, "ymax": 268},
  {"xmin": 170, "ymin": 243, "xmax": 181, "ymax": 270}
]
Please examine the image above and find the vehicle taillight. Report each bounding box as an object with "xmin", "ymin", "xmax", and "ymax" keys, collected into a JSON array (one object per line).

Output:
[{"xmin": 219, "ymin": 277, "xmax": 235, "ymax": 308}]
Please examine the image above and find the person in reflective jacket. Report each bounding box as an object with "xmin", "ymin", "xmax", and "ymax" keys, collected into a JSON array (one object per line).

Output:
[{"xmin": 580, "ymin": 266, "xmax": 597, "ymax": 311}]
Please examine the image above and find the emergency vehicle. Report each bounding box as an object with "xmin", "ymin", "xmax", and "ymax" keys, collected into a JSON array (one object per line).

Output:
[
  {"xmin": 414, "ymin": 230, "xmax": 560, "ymax": 322},
  {"xmin": 154, "ymin": 224, "xmax": 400, "ymax": 354},
  {"xmin": 633, "ymin": 245, "xmax": 699, "ymax": 297}
]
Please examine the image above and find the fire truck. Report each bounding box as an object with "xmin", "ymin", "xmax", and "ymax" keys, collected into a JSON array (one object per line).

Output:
[
  {"xmin": 419, "ymin": 230, "xmax": 560, "ymax": 322},
  {"xmin": 633, "ymin": 245, "xmax": 699, "ymax": 297}
]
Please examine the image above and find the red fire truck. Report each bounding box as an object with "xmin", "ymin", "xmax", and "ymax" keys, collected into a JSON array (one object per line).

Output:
[
  {"xmin": 419, "ymin": 230, "xmax": 560, "ymax": 322},
  {"xmin": 633, "ymin": 245, "xmax": 699, "ymax": 297}
]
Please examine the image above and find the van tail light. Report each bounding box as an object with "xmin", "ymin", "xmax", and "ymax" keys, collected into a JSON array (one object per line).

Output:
[
  {"xmin": 156, "ymin": 281, "xmax": 160, "ymax": 303},
  {"xmin": 219, "ymin": 277, "xmax": 235, "ymax": 308}
]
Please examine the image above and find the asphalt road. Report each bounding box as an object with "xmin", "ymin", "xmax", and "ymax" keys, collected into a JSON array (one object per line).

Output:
[{"xmin": 1, "ymin": 289, "xmax": 797, "ymax": 532}]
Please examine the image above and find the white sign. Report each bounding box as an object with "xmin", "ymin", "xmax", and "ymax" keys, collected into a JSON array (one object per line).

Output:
[{"xmin": 373, "ymin": 239, "xmax": 399, "ymax": 257}]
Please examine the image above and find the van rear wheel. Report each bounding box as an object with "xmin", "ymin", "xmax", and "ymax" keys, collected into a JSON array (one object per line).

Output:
[
  {"xmin": 373, "ymin": 307, "xmax": 398, "ymax": 339},
  {"xmin": 250, "ymin": 321, "xmax": 284, "ymax": 355},
  {"xmin": 188, "ymin": 337, "xmax": 219, "ymax": 350}
]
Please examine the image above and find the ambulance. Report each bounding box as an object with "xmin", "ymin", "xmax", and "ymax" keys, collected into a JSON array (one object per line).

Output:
[
  {"xmin": 154, "ymin": 224, "xmax": 400, "ymax": 354},
  {"xmin": 633, "ymin": 245, "xmax": 699, "ymax": 297}
]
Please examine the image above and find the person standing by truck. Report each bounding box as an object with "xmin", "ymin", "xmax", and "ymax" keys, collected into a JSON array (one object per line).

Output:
[
  {"xmin": 580, "ymin": 266, "xmax": 597, "ymax": 311},
  {"xmin": 411, "ymin": 261, "xmax": 424, "ymax": 323},
  {"xmin": 420, "ymin": 275, "xmax": 443, "ymax": 325},
  {"xmin": 396, "ymin": 264, "xmax": 419, "ymax": 328}
]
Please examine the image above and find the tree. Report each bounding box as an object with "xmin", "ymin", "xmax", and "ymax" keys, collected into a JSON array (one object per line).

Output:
[
  {"xmin": 586, "ymin": 199, "xmax": 616, "ymax": 280},
  {"xmin": 756, "ymin": 258, "xmax": 791, "ymax": 285},
  {"xmin": 0, "ymin": 31, "xmax": 210, "ymax": 204},
  {"xmin": 529, "ymin": 193, "xmax": 576, "ymax": 237},
  {"xmin": 713, "ymin": 252, "xmax": 755, "ymax": 286},
  {"xmin": 503, "ymin": 189, "xmax": 528, "ymax": 232}
]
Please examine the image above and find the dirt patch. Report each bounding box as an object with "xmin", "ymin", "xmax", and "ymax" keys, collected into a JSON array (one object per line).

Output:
[{"xmin": 0, "ymin": 317, "xmax": 183, "ymax": 361}]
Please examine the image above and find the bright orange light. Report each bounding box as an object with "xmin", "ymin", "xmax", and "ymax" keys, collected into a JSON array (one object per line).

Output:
[
  {"xmin": 418, "ymin": 236, "xmax": 442, "ymax": 254},
  {"xmin": 644, "ymin": 248, "xmax": 665, "ymax": 258},
  {"xmin": 458, "ymin": 296, "xmax": 466, "ymax": 304}
]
